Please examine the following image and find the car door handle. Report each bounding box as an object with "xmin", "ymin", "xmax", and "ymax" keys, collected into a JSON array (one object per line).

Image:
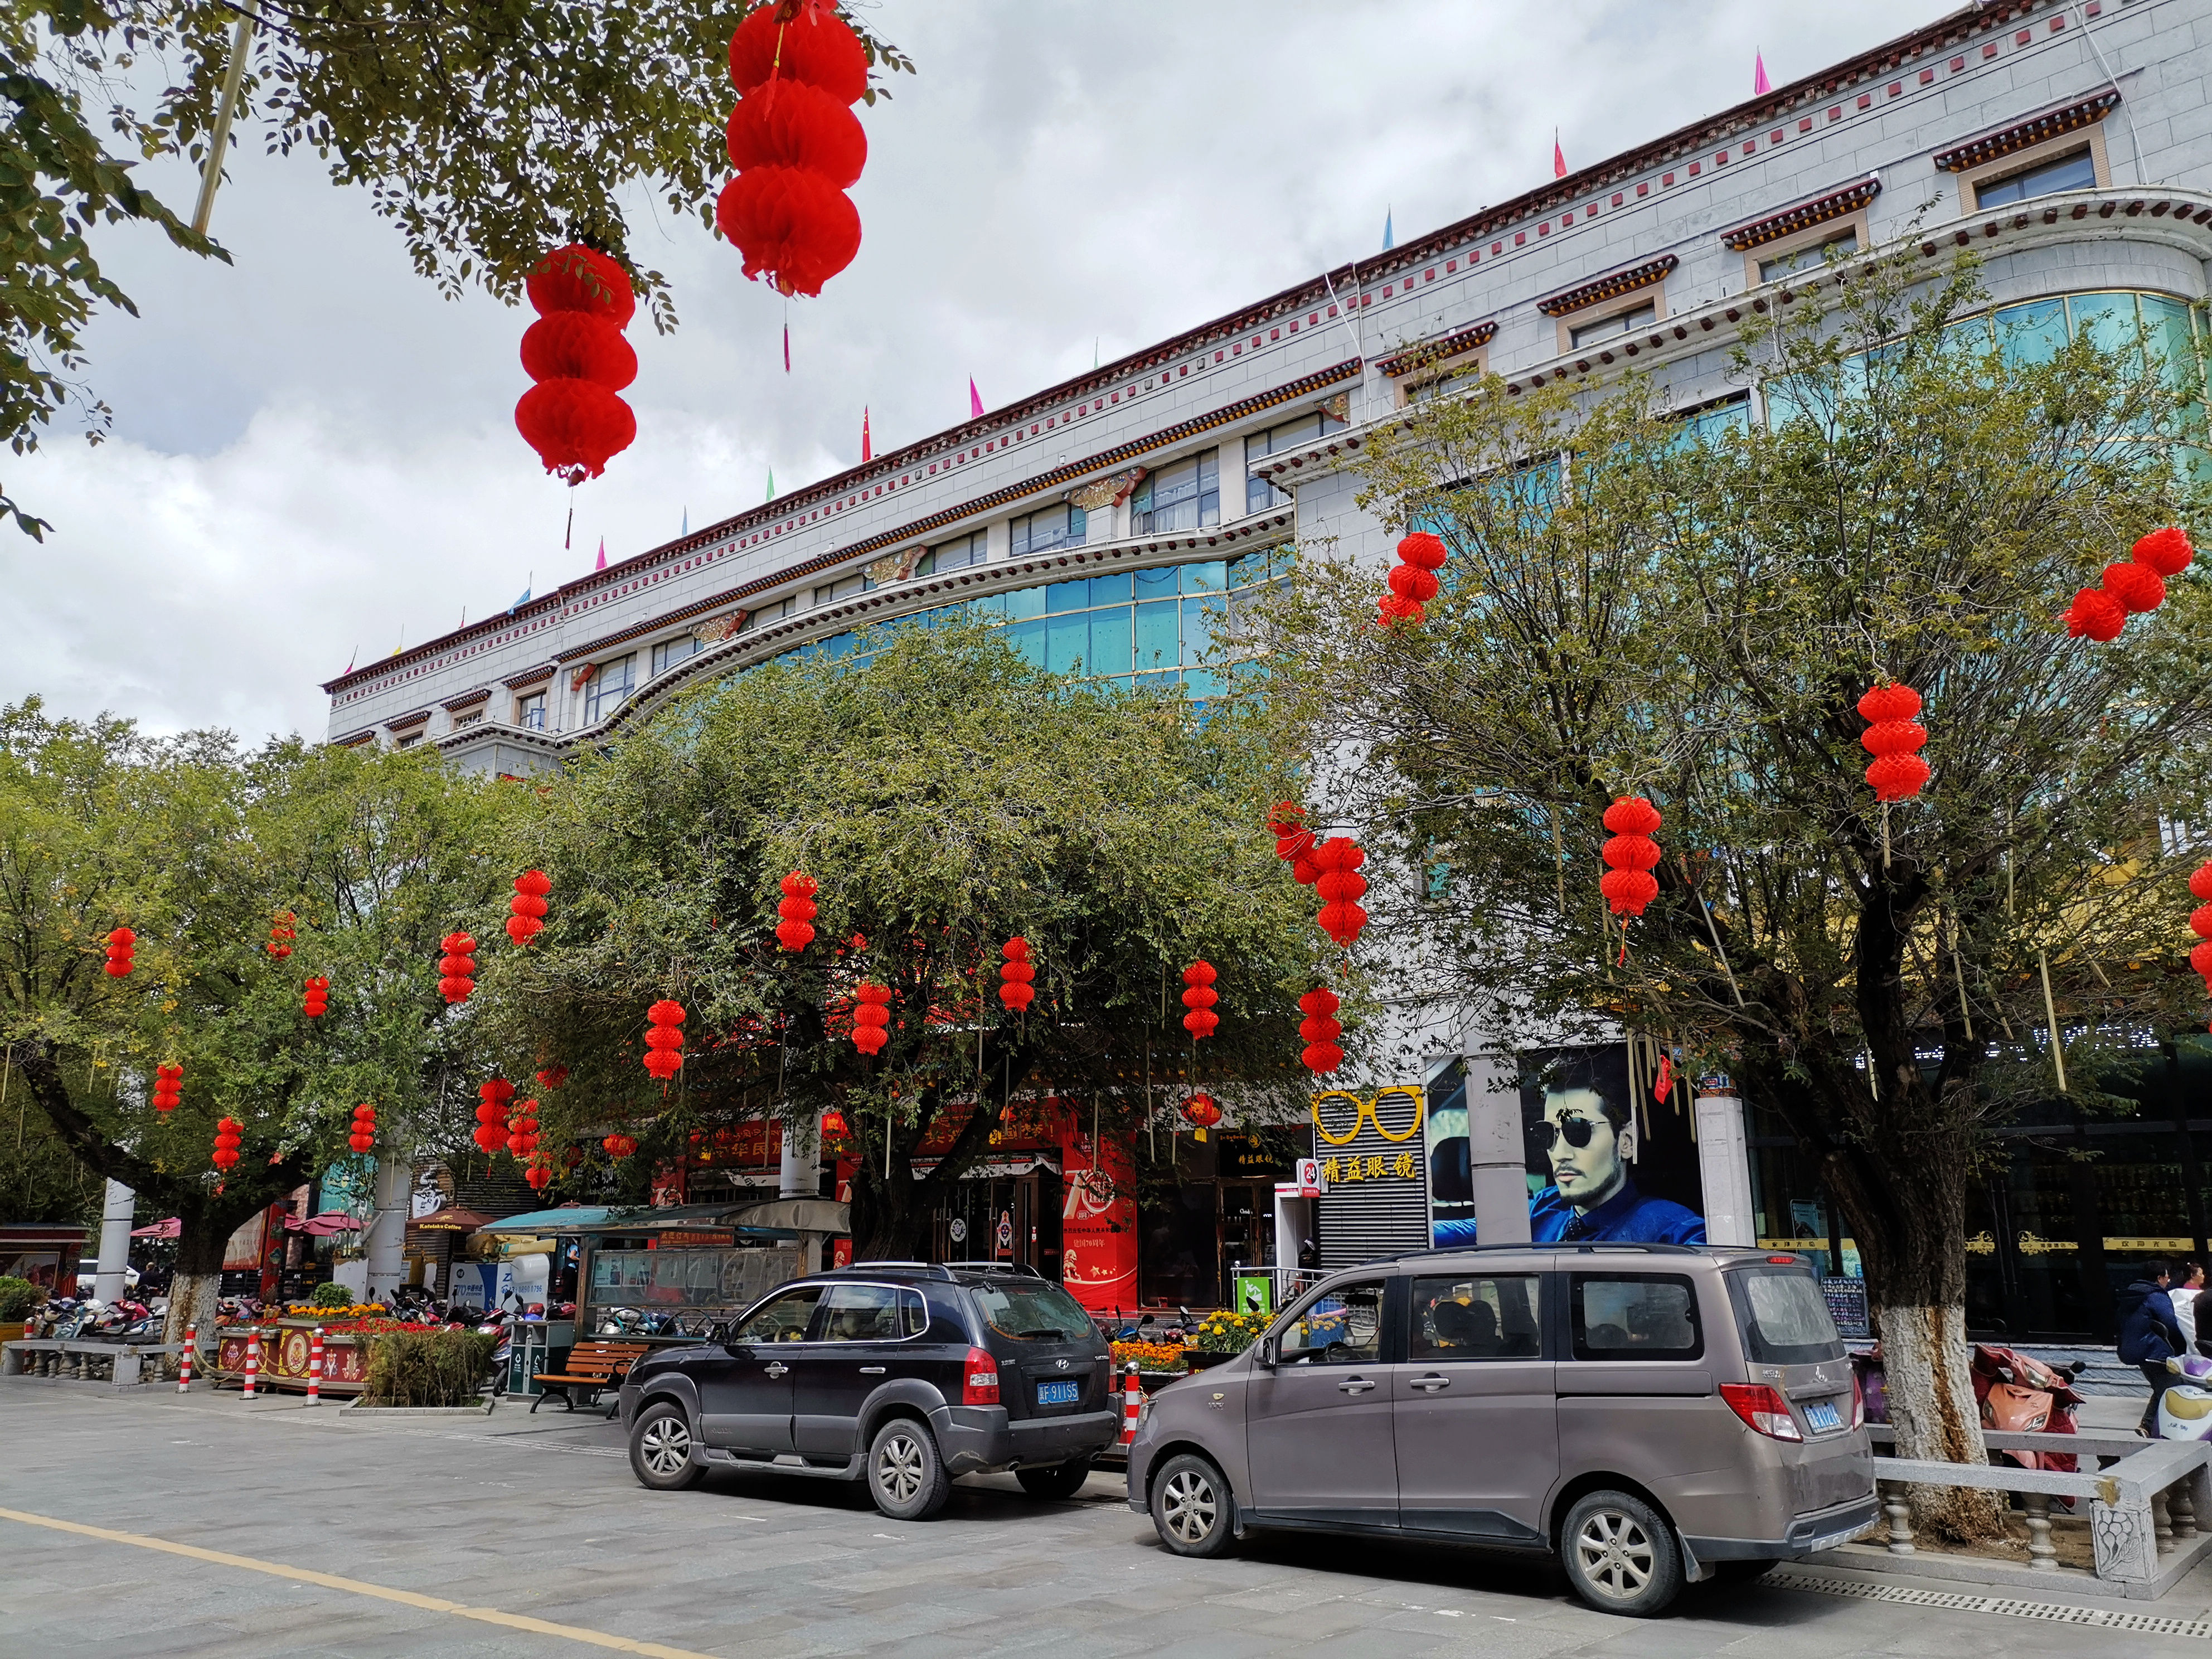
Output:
[
  {"xmin": 763, "ymin": 1362, "xmax": 788, "ymax": 1378},
  {"xmin": 860, "ymin": 1366, "xmax": 886, "ymax": 1375},
  {"xmin": 1338, "ymin": 1377, "xmax": 1377, "ymax": 1394},
  {"xmin": 1411, "ymin": 1375, "xmax": 1451, "ymax": 1392}
]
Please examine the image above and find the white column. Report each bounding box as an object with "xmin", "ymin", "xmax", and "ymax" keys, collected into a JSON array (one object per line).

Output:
[
  {"xmin": 94, "ymin": 1179, "xmax": 135, "ymax": 1302},
  {"xmin": 1466, "ymin": 1053, "xmax": 1531, "ymax": 1246},
  {"xmin": 1694, "ymin": 1077, "xmax": 1757, "ymax": 1248},
  {"xmin": 364, "ymin": 1149, "xmax": 409, "ymax": 1302},
  {"xmin": 778, "ymin": 1117, "xmax": 812, "ymax": 1200}
]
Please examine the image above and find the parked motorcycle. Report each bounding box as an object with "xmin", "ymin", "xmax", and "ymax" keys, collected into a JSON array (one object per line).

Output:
[
  {"xmin": 1971, "ymin": 1344, "xmax": 2083, "ymax": 1473},
  {"xmin": 2157, "ymin": 1353, "xmax": 2212, "ymax": 1439}
]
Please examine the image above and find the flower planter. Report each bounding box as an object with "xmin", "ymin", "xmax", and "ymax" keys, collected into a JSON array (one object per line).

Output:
[{"xmin": 208, "ymin": 1319, "xmax": 371, "ymax": 1396}]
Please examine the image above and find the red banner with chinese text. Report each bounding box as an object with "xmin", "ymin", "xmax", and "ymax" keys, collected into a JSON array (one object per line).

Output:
[{"xmin": 1058, "ymin": 1120, "xmax": 1137, "ymax": 1314}]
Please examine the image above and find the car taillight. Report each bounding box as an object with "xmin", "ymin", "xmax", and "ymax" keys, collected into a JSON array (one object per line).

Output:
[
  {"xmin": 1720, "ymin": 1382, "xmax": 1802, "ymax": 1442},
  {"xmin": 962, "ymin": 1346, "xmax": 1000, "ymax": 1406},
  {"xmin": 1850, "ymin": 1372, "xmax": 1865, "ymax": 1430}
]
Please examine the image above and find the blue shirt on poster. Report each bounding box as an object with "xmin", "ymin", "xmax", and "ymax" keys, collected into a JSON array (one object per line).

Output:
[{"xmin": 1530, "ymin": 1180, "xmax": 1705, "ymax": 1245}]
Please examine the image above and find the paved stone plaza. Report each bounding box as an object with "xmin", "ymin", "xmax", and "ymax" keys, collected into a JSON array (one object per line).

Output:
[{"xmin": 2, "ymin": 1386, "xmax": 2209, "ymax": 1658}]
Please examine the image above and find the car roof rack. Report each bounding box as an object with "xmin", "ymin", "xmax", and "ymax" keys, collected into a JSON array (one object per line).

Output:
[
  {"xmin": 836, "ymin": 1260, "xmax": 955, "ymax": 1280},
  {"xmin": 939, "ymin": 1260, "xmax": 1045, "ymax": 1278},
  {"xmin": 1379, "ymin": 1241, "xmax": 1707, "ymax": 1263}
]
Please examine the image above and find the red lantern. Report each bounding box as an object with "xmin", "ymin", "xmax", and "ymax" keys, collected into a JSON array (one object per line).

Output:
[
  {"xmin": 2190, "ymin": 862, "xmax": 2212, "ymax": 994},
  {"xmin": 103, "ymin": 926, "xmax": 134, "ymax": 977},
  {"xmin": 644, "ymin": 1000, "xmax": 687, "ymax": 1081},
  {"xmin": 777, "ymin": 871, "xmax": 818, "ymax": 951},
  {"xmin": 507, "ymin": 869, "xmax": 551, "ymax": 947},
  {"xmin": 1857, "ymin": 682, "xmax": 1931, "ymax": 804},
  {"xmin": 2064, "ymin": 586, "xmax": 2126, "ymax": 642},
  {"xmin": 851, "ymin": 982, "xmax": 891, "ymax": 1056},
  {"xmin": 536, "ymin": 1065, "xmax": 567, "ymax": 1091},
  {"xmin": 438, "ymin": 931, "xmax": 477, "ymax": 1004},
  {"xmin": 152, "ymin": 1062, "xmax": 182, "ymax": 1113},
  {"xmin": 516, "ymin": 244, "xmax": 638, "ymax": 484},
  {"xmin": 2104, "ymin": 560, "xmax": 2166, "ymax": 614},
  {"xmin": 999, "ymin": 937, "xmax": 1035, "ymax": 1012},
  {"xmin": 474, "ymin": 1078, "xmax": 515, "ymax": 1154},
  {"xmin": 506, "ymin": 1099, "xmax": 540, "ymax": 1158},
  {"xmin": 1313, "ymin": 837, "xmax": 1369, "ymax": 945},
  {"xmin": 1179, "ymin": 1091, "xmax": 1223, "ymax": 1130},
  {"xmin": 1269, "ymin": 801, "xmax": 1315, "ymax": 869},
  {"xmin": 348, "ymin": 1102, "xmax": 377, "ymax": 1155},
  {"xmin": 820, "ymin": 1109, "xmax": 847, "ymax": 1139},
  {"xmin": 524, "ymin": 1152, "xmax": 553, "ymax": 1192},
  {"xmin": 1379, "ymin": 531, "xmax": 1448, "ymax": 625},
  {"xmin": 1599, "ymin": 796, "xmax": 1662, "ymax": 918},
  {"xmin": 603, "ymin": 1133, "xmax": 637, "ymax": 1160},
  {"xmin": 2135, "ymin": 526, "xmax": 2195, "ymax": 578},
  {"xmin": 718, "ymin": 2, "xmax": 869, "ymax": 299},
  {"xmin": 211, "ymin": 1117, "xmax": 242, "ymax": 1172},
  {"xmin": 1299, "ymin": 987, "xmax": 1343, "ymax": 1074},
  {"xmin": 1180, "ymin": 961, "xmax": 1219, "ymax": 1039},
  {"xmin": 302, "ymin": 976, "xmax": 329, "ymax": 1017},
  {"xmin": 266, "ymin": 912, "xmax": 295, "ymax": 959},
  {"xmin": 2067, "ymin": 528, "xmax": 2193, "ymax": 642}
]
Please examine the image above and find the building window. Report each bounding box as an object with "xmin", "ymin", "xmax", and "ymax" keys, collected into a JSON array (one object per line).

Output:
[
  {"xmin": 1244, "ymin": 414, "xmax": 1346, "ymax": 515},
  {"xmin": 586, "ymin": 654, "xmax": 636, "ymax": 723},
  {"xmin": 451, "ymin": 709, "xmax": 484, "ymax": 729},
  {"xmin": 652, "ymin": 634, "xmax": 702, "ymax": 677},
  {"xmin": 1759, "ymin": 229, "xmax": 1857, "ymax": 283},
  {"xmin": 394, "ymin": 731, "xmax": 423, "ymax": 748},
  {"xmin": 1973, "ymin": 145, "xmax": 2097, "ymax": 210},
  {"xmin": 515, "ymin": 691, "xmax": 547, "ymax": 730},
  {"xmin": 1132, "ymin": 451, "xmax": 1219, "ymax": 535},
  {"xmin": 1569, "ymin": 303, "xmax": 1658, "ymax": 350},
  {"xmin": 812, "ymin": 575, "xmax": 865, "ymax": 608},
  {"xmin": 920, "ymin": 530, "xmax": 986, "ymax": 575},
  {"xmin": 1011, "ymin": 503, "xmax": 1088, "ymax": 556}
]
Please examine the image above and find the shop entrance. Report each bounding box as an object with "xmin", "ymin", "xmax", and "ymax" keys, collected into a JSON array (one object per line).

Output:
[{"xmin": 932, "ymin": 1170, "xmax": 1062, "ymax": 1277}]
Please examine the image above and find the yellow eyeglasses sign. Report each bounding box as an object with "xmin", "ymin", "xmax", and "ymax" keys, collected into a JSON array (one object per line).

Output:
[{"xmin": 1311, "ymin": 1085, "xmax": 1426, "ymax": 1146}]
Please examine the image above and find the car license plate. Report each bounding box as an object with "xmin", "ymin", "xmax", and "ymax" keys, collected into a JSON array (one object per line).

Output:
[
  {"xmin": 1036, "ymin": 1380, "xmax": 1080, "ymax": 1406},
  {"xmin": 1803, "ymin": 1398, "xmax": 1844, "ymax": 1434}
]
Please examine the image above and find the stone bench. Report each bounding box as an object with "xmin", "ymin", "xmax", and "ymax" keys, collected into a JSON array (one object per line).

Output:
[{"xmin": 2, "ymin": 1339, "xmax": 189, "ymax": 1386}]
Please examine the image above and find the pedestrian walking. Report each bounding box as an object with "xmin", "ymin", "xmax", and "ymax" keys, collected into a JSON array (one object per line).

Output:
[
  {"xmin": 2117, "ymin": 1258, "xmax": 2186, "ymax": 1437},
  {"xmin": 2172, "ymin": 1260, "xmax": 2206, "ymax": 1354}
]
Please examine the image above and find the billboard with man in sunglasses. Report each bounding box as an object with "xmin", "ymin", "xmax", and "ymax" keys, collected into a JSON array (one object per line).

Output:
[{"xmin": 1427, "ymin": 1046, "xmax": 1705, "ymax": 1246}]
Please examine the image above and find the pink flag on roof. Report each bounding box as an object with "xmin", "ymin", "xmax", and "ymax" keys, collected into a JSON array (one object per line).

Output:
[
  {"xmin": 1553, "ymin": 130, "xmax": 1566, "ymax": 178},
  {"xmin": 969, "ymin": 378, "xmax": 984, "ymax": 418},
  {"xmin": 595, "ymin": 537, "xmax": 607, "ymax": 571},
  {"xmin": 1754, "ymin": 51, "xmax": 1771, "ymax": 95}
]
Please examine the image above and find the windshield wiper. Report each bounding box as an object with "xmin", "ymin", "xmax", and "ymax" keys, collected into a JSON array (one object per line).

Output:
[{"xmin": 1016, "ymin": 1327, "xmax": 1066, "ymax": 1340}]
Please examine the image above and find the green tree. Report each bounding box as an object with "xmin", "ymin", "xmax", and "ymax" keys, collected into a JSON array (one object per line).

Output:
[
  {"xmin": 0, "ymin": 0, "xmax": 912, "ymax": 532},
  {"xmin": 0, "ymin": 698, "xmax": 522, "ymax": 1339},
  {"xmin": 1251, "ymin": 255, "xmax": 2212, "ymax": 1536},
  {"xmin": 482, "ymin": 623, "xmax": 1322, "ymax": 1260}
]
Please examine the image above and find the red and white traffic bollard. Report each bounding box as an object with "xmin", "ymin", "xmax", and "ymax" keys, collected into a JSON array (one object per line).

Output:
[
  {"xmin": 176, "ymin": 1327, "xmax": 193, "ymax": 1393},
  {"xmin": 242, "ymin": 1327, "xmax": 260, "ymax": 1400},
  {"xmin": 306, "ymin": 1327, "xmax": 323, "ymax": 1405},
  {"xmin": 1120, "ymin": 1361, "xmax": 1142, "ymax": 1447}
]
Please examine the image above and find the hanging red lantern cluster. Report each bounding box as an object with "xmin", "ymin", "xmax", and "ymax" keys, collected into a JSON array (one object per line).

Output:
[
  {"xmin": 850, "ymin": 983, "xmax": 891, "ymax": 1056},
  {"xmin": 717, "ymin": 2, "xmax": 869, "ymax": 299},
  {"xmin": 1857, "ymin": 682, "xmax": 1930, "ymax": 803},
  {"xmin": 1299, "ymin": 987, "xmax": 1343, "ymax": 1074},
  {"xmin": 777, "ymin": 871, "xmax": 818, "ymax": 950},
  {"xmin": 473, "ymin": 1078, "xmax": 515, "ymax": 1154},
  {"xmin": 266, "ymin": 912, "xmax": 295, "ymax": 958},
  {"xmin": 302, "ymin": 976, "xmax": 330, "ymax": 1018},
  {"xmin": 507, "ymin": 870, "xmax": 551, "ymax": 946},
  {"xmin": 644, "ymin": 1000, "xmax": 687, "ymax": 1080},
  {"xmin": 524, "ymin": 1151, "xmax": 554, "ymax": 1192},
  {"xmin": 2066, "ymin": 526, "xmax": 2195, "ymax": 642},
  {"xmin": 438, "ymin": 932, "xmax": 477, "ymax": 1004},
  {"xmin": 603, "ymin": 1132, "xmax": 638, "ymax": 1161},
  {"xmin": 2188, "ymin": 861, "xmax": 2212, "ymax": 1002},
  {"xmin": 1378, "ymin": 531, "xmax": 1448, "ymax": 626},
  {"xmin": 152, "ymin": 1062, "xmax": 182, "ymax": 1113},
  {"xmin": 1314, "ymin": 838, "xmax": 1369, "ymax": 946},
  {"xmin": 515, "ymin": 245, "xmax": 638, "ymax": 485},
  {"xmin": 1180, "ymin": 1091, "xmax": 1223, "ymax": 1130},
  {"xmin": 103, "ymin": 927, "xmax": 134, "ymax": 977},
  {"xmin": 212, "ymin": 1117, "xmax": 242, "ymax": 1171},
  {"xmin": 1599, "ymin": 797, "xmax": 1663, "ymax": 917},
  {"xmin": 998, "ymin": 937, "xmax": 1035, "ymax": 1011},
  {"xmin": 1181, "ymin": 961, "xmax": 1219, "ymax": 1039},
  {"xmin": 1270, "ymin": 803, "xmax": 1321, "ymax": 887},
  {"xmin": 348, "ymin": 1103, "xmax": 377, "ymax": 1155},
  {"xmin": 820, "ymin": 1108, "xmax": 848, "ymax": 1139},
  {"xmin": 537, "ymin": 1065, "xmax": 567, "ymax": 1091},
  {"xmin": 506, "ymin": 1099, "xmax": 540, "ymax": 1158}
]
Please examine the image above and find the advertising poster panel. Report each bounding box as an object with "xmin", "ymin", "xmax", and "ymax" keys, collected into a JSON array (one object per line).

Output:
[
  {"xmin": 1058, "ymin": 1120, "xmax": 1138, "ymax": 1313},
  {"xmin": 1425, "ymin": 1045, "xmax": 1706, "ymax": 1245}
]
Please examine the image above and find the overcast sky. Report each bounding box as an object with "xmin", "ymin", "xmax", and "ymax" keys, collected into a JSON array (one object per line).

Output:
[{"xmin": 2, "ymin": 0, "xmax": 1943, "ymax": 741}]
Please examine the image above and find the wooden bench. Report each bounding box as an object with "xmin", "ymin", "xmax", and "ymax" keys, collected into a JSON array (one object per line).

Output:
[{"xmin": 531, "ymin": 1340, "xmax": 650, "ymax": 1417}]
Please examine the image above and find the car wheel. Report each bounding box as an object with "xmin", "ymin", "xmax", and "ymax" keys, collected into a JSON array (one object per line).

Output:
[
  {"xmin": 1150, "ymin": 1453, "xmax": 1234, "ymax": 1558},
  {"xmin": 1015, "ymin": 1458, "xmax": 1093, "ymax": 1501},
  {"xmin": 1561, "ymin": 1489, "xmax": 1684, "ymax": 1617},
  {"xmin": 867, "ymin": 1418, "xmax": 951, "ymax": 1521},
  {"xmin": 627, "ymin": 1400, "xmax": 704, "ymax": 1492}
]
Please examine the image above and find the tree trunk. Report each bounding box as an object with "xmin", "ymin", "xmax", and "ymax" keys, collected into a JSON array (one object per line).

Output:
[
  {"xmin": 1875, "ymin": 1302, "xmax": 2005, "ymax": 1539},
  {"xmin": 166, "ymin": 1219, "xmax": 226, "ymax": 1367}
]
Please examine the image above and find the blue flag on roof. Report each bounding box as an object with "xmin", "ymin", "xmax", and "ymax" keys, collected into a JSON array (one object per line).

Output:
[{"xmin": 1382, "ymin": 208, "xmax": 1394, "ymax": 251}]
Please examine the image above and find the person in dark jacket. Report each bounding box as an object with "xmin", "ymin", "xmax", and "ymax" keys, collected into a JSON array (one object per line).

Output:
[{"xmin": 2117, "ymin": 1260, "xmax": 2185, "ymax": 1437}]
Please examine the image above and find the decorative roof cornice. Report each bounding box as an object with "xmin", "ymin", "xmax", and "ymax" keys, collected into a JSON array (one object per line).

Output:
[
  {"xmin": 503, "ymin": 663, "xmax": 557, "ymax": 690},
  {"xmin": 1721, "ymin": 175, "xmax": 1883, "ymax": 250},
  {"xmin": 386, "ymin": 709, "xmax": 431, "ymax": 730},
  {"xmin": 1536, "ymin": 255, "xmax": 1678, "ymax": 318},
  {"xmin": 441, "ymin": 687, "xmax": 492, "ymax": 711},
  {"xmin": 1377, "ymin": 321, "xmax": 1498, "ymax": 378},
  {"xmin": 1933, "ymin": 88, "xmax": 2121, "ymax": 172},
  {"xmin": 334, "ymin": 729, "xmax": 377, "ymax": 748}
]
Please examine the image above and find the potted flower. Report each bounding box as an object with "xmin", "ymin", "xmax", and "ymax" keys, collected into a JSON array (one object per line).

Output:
[
  {"xmin": 1187, "ymin": 1308, "xmax": 1270, "ymax": 1369},
  {"xmin": 0, "ymin": 1275, "xmax": 38, "ymax": 1347}
]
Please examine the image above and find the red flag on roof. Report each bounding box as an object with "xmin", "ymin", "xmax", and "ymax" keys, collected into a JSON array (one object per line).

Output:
[{"xmin": 862, "ymin": 407, "xmax": 872, "ymax": 462}]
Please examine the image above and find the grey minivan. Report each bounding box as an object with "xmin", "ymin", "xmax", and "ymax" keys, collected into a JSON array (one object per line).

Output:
[{"xmin": 1126, "ymin": 1243, "xmax": 1874, "ymax": 1616}]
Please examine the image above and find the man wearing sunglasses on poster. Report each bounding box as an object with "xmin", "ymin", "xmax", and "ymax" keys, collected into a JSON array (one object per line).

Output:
[{"xmin": 1528, "ymin": 1056, "xmax": 1705, "ymax": 1245}]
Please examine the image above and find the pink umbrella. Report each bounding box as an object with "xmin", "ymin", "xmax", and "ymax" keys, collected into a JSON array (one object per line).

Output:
[
  {"xmin": 129, "ymin": 1217, "xmax": 181, "ymax": 1239},
  {"xmin": 283, "ymin": 1211, "xmax": 365, "ymax": 1237}
]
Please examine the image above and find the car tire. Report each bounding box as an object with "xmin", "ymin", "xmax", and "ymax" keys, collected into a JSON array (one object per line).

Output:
[
  {"xmin": 1015, "ymin": 1458, "xmax": 1093, "ymax": 1501},
  {"xmin": 1560, "ymin": 1489, "xmax": 1684, "ymax": 1617},
  {"xmin": 627, "ymin": 1400, "xmax": 705, "ymax": 1492},
  {"xmin": 867, "ymin": 1418, "xmax": 951, "ymax": 1521},
  {"xmin": 1150, "ymin": 1453, "xmax": 1234, "ymax": 1558}
]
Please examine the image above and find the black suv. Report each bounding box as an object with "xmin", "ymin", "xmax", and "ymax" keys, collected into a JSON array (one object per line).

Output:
[{"xmin": 618, "ymin": 1263, "xmax": 1120, "ymax": 1520}]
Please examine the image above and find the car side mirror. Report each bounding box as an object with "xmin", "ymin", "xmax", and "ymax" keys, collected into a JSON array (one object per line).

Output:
[{"xmin": 1256, "ymin": 1337, "xmax": 1277, "ymax": 1369}]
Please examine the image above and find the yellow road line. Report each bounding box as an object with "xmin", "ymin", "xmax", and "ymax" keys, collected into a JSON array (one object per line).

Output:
[{"xmin": 0, "ymin": 1505, "xmax": 721, "ymax": 1658}]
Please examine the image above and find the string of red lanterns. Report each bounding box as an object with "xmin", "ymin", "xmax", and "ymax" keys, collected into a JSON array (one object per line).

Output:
[
  {"xmin": 103, "ymin": 927, "xmax": 134, "ymax": 977},
  {"xmin": 507, "ymin": 870, "xmax": 552, "ymax": 946},
  {"xmin": 348, "ymin": 1103, "xmax": 377, "ymax": 1155},
  {"xmin": 644, "ymin": 1000, "xmax": 688, "ymax": 1080},
  {"xmin": 2065, "ymin": 526, "xmax": 2195, "ymax": 642},
  {"xmin": 717, "ymin": 1, "xmax": 869, "ymax": 299},
  {"xmin": 152, "ymin": 1063, "xmax": 182, "ymax": 1113},
  {"xmin": 1314, "ymin": 838, "xmax": 1369, "ymax": 946},
  {"xmin": 1379, "ymin": 531, "xmax": 1448, "ymax": 627},
  {"xmin": 524, "ymin": 1151, "xmax": 554, "ymax": 1192},
  {"xmin": 1180, "ymin": 961, "xmax": 1219, "ymax": 1039},
  {"xmin": 472, "ymin": 1079, "xmax": 515, "ymax": 1154},
  {"xmin": 302, "ymin": 976, "xmax": 330, "ymax": 1018},
  {"xmin": 777, "ymin": 871, "xmax": 819, "ymax": 950},
  {"xmin": 998, "ymin": 937, "xmax": 1035, "ymax": 1011},
  {"xmin": 506, "ymin": 1099, "xmax": 541, "ymax": 1158},
  {"xmin": 266, "ymin": 912, "xmax": 295, "ymax": 959},
  {"xmin": 1599, "ymin": 796, "xmax": 1663, "ymax": 919},
  {"xmin": 2189, "ymin": 862, "xmax": 2212, "ymax": 1022},
  {"xmin": 850, "ymin": 982, "xmax": 891, "ymax": 1056},
  {"xmin": 603, "ymin": 1132, "xmax": 638, "ymax": 1161},
  {"xmin": 211, "ymin": 1117, "xmax": 242, "ymax": 1171},
  {"xmin": 438, "ymin": 932, "xmax": 477, "ymax": 1005},
  {"xmin": 515, "ymin": 245, "xmax": 638, "ymax": 485},
  {"xmin": 1299, "ymin": 987, "xmax": 1343, "ymax": 1074},
  {"xmin": 1858, "ymin": 683, "xmax": 1930, "ymax": 803},
  {"xmin": 536, "ymin": 1065, "xmax": 568, "ymax": 1092}
]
